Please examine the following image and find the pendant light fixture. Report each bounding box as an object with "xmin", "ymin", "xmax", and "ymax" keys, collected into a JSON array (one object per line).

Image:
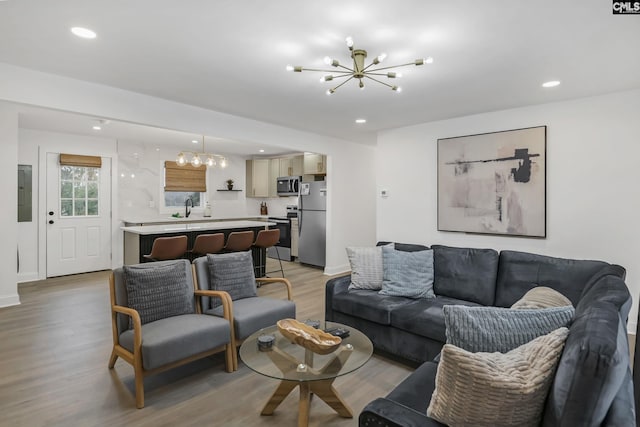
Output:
[{"xmin": 176, "ymin": 136, "xmax": 227, "ymax": 168}]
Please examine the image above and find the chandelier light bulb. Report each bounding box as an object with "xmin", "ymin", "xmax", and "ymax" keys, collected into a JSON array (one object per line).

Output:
[
  {"xmin": 392, "ymin": 85, "xmax": 402, "ymax": 92},
  {"xmin": 286, "ymin": 64, "xmax": 294, "ymax": 71},
  {"xmin": 206, "ymin": 156, "xmax": 216, "ymax": 167},
  {"xmin": 326, "ymin": 88, "xmax": 335, "ymax": 96},
  {"xmin": 345, "ymin": 36, "xmax": 354, "ymax": 48},
  {"xmin": 191, "ymin": 154, "xmax": 202, "ymax": 167},
  {"xmin": 424, "ymin": 57, "xmax": 434, "ymax": 64},
  {"xmin": 323, "ymin": 56, "xmax": 332, "ymax": 65},
  {"xmin": 176, "ymin": 153, "xmax": 186, "ymax": 166},
  {"xmin": 219, "ymin": 158, "xmax": 228, "ymax": 168}
]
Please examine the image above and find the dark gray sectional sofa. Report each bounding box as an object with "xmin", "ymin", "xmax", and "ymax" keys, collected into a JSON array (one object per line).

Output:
[{"xmin": 324, "ymin": 243, "xmax": 635, "ymax": 426}]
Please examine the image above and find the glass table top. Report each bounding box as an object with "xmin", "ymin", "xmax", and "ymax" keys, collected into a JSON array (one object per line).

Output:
[{"xmin": 239, "ymin": 321, "xmax": 373, "ymax": 382}]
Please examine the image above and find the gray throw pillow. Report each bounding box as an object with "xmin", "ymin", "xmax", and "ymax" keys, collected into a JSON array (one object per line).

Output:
[
  {"xmin": 379, "ymin": 246, "xmax": 435, "ymax": 299},
  {"xmin": 207, "ymin": 251, "xmax": 257, "ymax": 307},
  {"xmin": 124, "ymin": 260, "xmax": 193, "ymax": 328},
  {"xmin": 444, "ymin": 304, "xmax": 575, "ymax": 353},
  {"xmin": 346, "ymin": 244, "xmax": 394, "ymax": 290}
]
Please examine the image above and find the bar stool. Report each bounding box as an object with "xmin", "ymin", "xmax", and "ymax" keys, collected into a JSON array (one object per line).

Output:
[
  {"xmin": 189, "ymin": 233, "xmax": 225, "ymax": 259},
  {"xmin": 224, "ymin": 231, "xmax": 255, "ymax": 252},
  {"xmin": 252, "ymin": 229, "xmax": 285, "ymax": 278},
  {"xmin": 143, "ymin": 235, "xmax": 188, "ymax": 261}
]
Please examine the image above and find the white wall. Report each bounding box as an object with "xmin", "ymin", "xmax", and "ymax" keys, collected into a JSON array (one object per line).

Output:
[
  {"xmin": 377, "ymin": 89, "xmax": 640, "ymax": 330},
  {"xmin": 0, "ymin": 103, "xmax": 19, "ymax": 306},
  {"xmin": 18, "ymin": 129, "xmax": 119, "ymax": 283},
  {"xmin": 0, "ymin": 63, "xmax": 377, "ymax": 305}
]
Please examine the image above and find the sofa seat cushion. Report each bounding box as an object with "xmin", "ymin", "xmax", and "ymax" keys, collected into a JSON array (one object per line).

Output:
[
  {"xmin": 390, "ymin": 296, "xmax": 481, "ymax": 342},
  {"xmin": 431, "ymin": 245, "xmax": 499, "ymax": 305},
  {"xmin": 331, "ymin": 289, "xmax": 416, "ymax": 325},
  {"xmin": 119, "ymin": 314, "xmax": 231, "ymax": 370},
  {"xmin": 495, "ymin": 250, "xmax": 612, "ymax": 307},
  {"xmin": 206, "ymin": 296, "xmax": 295, "ymax": 340}
]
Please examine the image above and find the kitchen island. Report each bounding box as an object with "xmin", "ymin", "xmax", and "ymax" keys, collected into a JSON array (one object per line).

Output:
[{"xmin": 122, "ymin": 220, "xmax": 275, "ymax": 276}]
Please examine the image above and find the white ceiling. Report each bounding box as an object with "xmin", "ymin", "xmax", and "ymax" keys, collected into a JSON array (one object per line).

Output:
[{"xmin": 1, "ymin": 0, "xmax": 639, "ymax": 147}]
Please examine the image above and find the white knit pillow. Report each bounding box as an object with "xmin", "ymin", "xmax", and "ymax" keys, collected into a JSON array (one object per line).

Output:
[
  {"xmin": 511, "ymin": 286, "xmax": 573, "ymax": 309},
  {"xmin": 427, "ymin": 327, "xmax": 569, "ymax": 427},
  {"xmin": 346, "ymin": 244, "xmax": 393, "ymax": 290}
]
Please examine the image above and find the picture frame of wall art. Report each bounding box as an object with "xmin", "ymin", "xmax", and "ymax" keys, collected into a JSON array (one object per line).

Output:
[{"xmin": 437, "ymin": 126, "xmax": 546, "ymax": 238}]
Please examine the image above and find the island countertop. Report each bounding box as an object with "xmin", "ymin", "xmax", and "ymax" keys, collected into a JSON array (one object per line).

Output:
[
  {"xmin": 121, "ymin": 215, "xmax": 270, "ymax": 226},
  {"xmin": 121, "ymin": 220, "xmax": 275, "ymax": 236}
]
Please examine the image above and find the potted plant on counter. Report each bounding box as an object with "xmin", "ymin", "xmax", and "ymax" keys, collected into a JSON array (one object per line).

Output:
[{"xmin": 226, "ymin": 179, "xmax": 234, "ymax": 190}]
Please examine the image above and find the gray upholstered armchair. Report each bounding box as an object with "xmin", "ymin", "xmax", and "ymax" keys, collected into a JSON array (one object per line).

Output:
[
  {"xmin": 192, "ymin": 253, "xmax": 295, "ymax": 370},
  {"xmin": 108, "ymin": 259, "xmax": 236, "ymax": 408}
]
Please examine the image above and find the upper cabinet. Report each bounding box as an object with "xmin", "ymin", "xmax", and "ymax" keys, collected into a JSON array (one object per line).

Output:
[
  {"xmin": 279, "ymin": 155, "xmax": 303, "ymax": 177},
  {"xmin": 303, "ymin": 153, "xmax": 327, "ymax": 175},
  {"xmin": 246, "ymin": 159, "xmax": 271, "ymax": 198}
]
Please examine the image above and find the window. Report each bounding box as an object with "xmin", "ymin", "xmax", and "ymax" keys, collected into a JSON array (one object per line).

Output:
[
  {"xmin": 163, "ymin": 161, "xmax": 206, "ymax": 209},
  {"xmin": 164, "ymin": 191, "xmax": 202, "ymax": 208},
  {"xmin": 60, "ymin": 166, "xmax": 100, "ymax": 217}
]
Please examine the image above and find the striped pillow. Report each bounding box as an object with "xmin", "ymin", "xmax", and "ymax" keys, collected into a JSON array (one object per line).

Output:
[
  {"xmin": 444, "ymin": 304, "xmax": 574, "ymax": 353},
  {"xmin": 346, "ymin": 244, "xmax": 393, "ymax": 290}
]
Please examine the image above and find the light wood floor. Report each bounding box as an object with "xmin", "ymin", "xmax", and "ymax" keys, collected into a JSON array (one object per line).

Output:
[{"xmin": 0, "ymin": 260, "xmax": 413, "ymax": 427}]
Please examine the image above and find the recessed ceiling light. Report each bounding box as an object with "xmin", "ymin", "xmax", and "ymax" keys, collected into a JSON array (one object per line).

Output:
[
  {"xmin": 92, "ymin": 125, "xmax": 101, "ymax": 131},
  {"xmin": 192, "ymin": 140, "xmax": 199, "ymax": 144},
  {"xmin": 259, "ymin": 149, "xmax": 265, "ymax": 153},
  {"xmin": 542, "ymin": 80, "xmax": 561, "ymax": 88},
  {"xmin": 71, "ymin": 27, "xmax": 97, "ymax": 39},
  {"xmin": 355, "ymin": 118, "xmax": 367, "ymax": 124}
]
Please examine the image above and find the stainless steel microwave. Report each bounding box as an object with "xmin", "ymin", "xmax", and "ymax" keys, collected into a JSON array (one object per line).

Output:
[{"xmin": 276, "ymin": 176, "xmax": 301, "ymax": 196}]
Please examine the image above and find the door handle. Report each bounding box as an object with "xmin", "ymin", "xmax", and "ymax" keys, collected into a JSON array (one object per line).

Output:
[{"xmin": 48, "ymin": 220, "xmax": 54, "ymax": 224}]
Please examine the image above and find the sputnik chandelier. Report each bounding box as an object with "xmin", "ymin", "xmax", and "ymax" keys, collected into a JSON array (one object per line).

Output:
[
  {"xmin": 176, "ymin": 136, "xmax": 228, "ymax": 168},
  {"xmin": 287, "ymin": 36, "xmax": 433, "ymax": 95}
]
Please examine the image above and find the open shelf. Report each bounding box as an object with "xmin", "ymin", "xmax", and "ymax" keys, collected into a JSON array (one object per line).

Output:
[{"xmin": 217, "ymin": 189, "xmax": 242, "ymax": 192}]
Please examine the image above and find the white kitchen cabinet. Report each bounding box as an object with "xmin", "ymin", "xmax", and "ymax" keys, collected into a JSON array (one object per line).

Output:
[
  {"xmin": 290, "ymin": 217, "xmax": 299, "ymax": 258},
  {"xmin": 279, "ymin": 155, "xmax": 304, "ymax": 177},
  {"xmin": 303, "ymin": 153, "xmax": 327, "ymax": 175},
  {"xmin": 246, "ymin": 159, "xmax": 270, "ymax": 198},
  {"xmin": 268, "ymin": 158, "xmax": 280, "ymax": 197}
]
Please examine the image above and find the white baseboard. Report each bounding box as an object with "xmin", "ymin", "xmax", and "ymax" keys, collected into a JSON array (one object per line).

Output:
[
  {"xmin": 628, "ymin": 321, "xmax": 637, "ymax": 336},
  {"xmin": 0, "ymin": 294, "xmax": 20, "ymax": 308},
  {"xmin": 323, "ymin": 263, "xmax": 350, "ymax": 276}
]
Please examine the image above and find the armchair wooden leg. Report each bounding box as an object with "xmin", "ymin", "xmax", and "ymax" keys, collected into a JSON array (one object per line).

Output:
[
  {"xmin": 133, "ymin": 354, "xmax": 145, "ymax": 408},
  {"xmin": 108, "ymin": 349, "xmax": 118, "ymax": 369},
  {"xmin": 225, "ymin": 344, "xmax": 236, "ymax": 373}
]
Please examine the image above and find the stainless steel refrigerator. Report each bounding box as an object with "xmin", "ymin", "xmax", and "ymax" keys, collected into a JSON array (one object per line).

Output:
[{"xmin": 298, "ymin": 181, "xmax": 326, "ymax": 267}]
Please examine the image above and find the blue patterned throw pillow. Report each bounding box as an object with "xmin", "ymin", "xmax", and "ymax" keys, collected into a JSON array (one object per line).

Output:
[
  {"xmin": 379, "ymin": 246, "xmax": 435, "ymax": 299},
  {"xmin": 207, "ymin": 250, "xmax": 257, "ymax": 307},
  {"xmin": 124, "ymin": 260, "xmax": 194, "ymax": 328},
  {"xmin": 444, "ymin": 304, "xmax": 575, "ymax": 353}
]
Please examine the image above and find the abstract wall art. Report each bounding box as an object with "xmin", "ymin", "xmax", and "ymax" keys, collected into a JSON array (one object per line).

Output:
[{"xmin": 437, "ymin": 126, "xmax": 546, "ymax": 237}]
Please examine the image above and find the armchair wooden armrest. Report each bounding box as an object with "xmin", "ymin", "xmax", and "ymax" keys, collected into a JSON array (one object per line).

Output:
[
  {"xmin": 111, "ymin": 304, "xmax": 142, "ymax": 350},
  {"xmin": 255, "ymin": 277, "xmax": 293, "ymax": 301},
  {"xmin": 194, "ymin": 289, "xmax": 233, "ymax": 321}
]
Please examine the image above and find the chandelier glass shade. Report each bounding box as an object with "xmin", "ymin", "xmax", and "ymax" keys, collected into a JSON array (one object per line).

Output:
[
  {"xmin": 176, "ymin": 136, "xmax": 228, "ymax": 168},
  {"xmin": 287, "ymin": 36, "xmax": 433, "ymax": 94}
]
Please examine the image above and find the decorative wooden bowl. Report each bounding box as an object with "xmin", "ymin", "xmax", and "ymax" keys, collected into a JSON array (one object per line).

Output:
[{"xmin": 277, "ymin": 319, "xmax": 342, "ymax": 355}]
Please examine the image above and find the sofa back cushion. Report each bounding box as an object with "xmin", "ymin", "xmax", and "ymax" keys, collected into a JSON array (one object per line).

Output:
[
  {"xmin": 431, "ymin": 245, "xmax": 499, "ymax": 306},
  {"xmin": 495, "ymin": 250, "xmax": 613, "ymax": 308},
  {"xmin": 377, "ymin": 241, "xmax": 429, "ymax": 252},
  {"xmin": 542, "ymin": 266, "xmax": 633, "ymax": 426}
]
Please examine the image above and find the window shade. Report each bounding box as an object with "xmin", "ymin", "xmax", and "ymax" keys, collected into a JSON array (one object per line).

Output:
[
  {"xmin": 59, "ymin": 154, "xmax": 102, "ymax": 168},
  {"xmin": 164, "ymin": 161, "xmax": 206, "ymax": 192}
]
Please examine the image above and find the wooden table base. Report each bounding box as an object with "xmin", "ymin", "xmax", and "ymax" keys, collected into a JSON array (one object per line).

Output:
[
  {"xmin": 260, "ymin": 345, "xmax": 354, "ymax": 427},
  {"xmin": 261, "ymin": 378, "xmax": 353, "ymax": 427}
]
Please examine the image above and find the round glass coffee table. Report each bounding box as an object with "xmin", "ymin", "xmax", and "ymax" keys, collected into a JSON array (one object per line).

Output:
[{"xmin": 239, "ymin": 321, "xmax": 373, "ymax": 427}]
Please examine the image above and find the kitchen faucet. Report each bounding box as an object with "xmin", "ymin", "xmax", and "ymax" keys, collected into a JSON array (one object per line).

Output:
[{"xmin": 185, "ymin": 197, "xmax": 193, "ymax": 218}]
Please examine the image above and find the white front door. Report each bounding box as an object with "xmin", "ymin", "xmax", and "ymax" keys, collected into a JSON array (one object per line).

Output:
[{"xmin": 46, "ymin": 153, "xmax": 112, "ymax": 277}]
